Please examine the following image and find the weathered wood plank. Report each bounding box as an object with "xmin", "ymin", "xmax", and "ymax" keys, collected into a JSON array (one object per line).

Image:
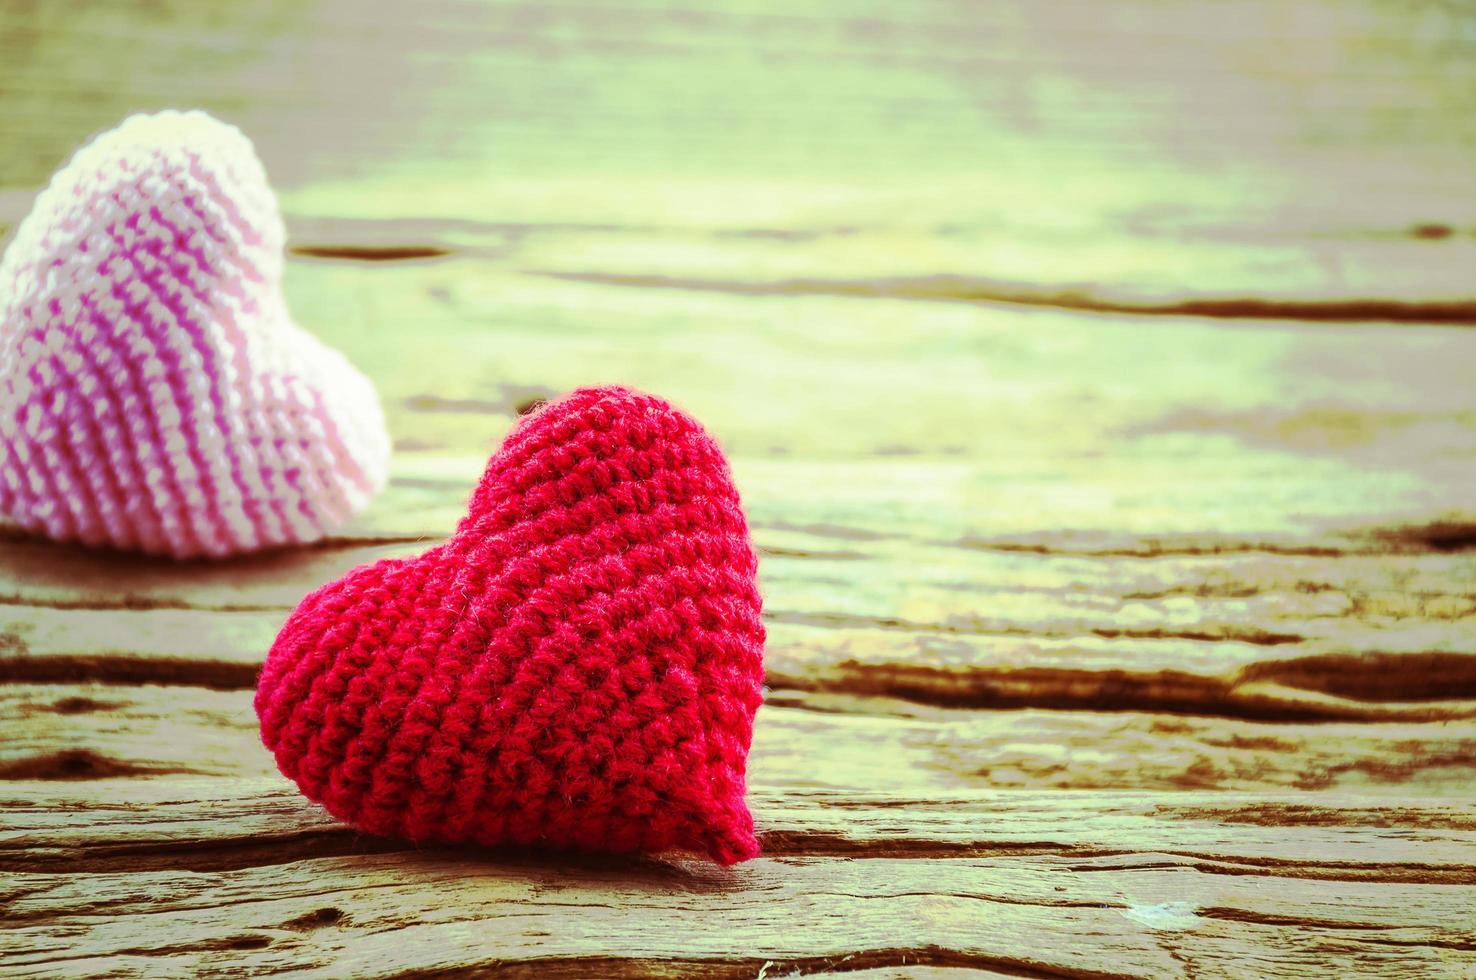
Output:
[
  {"xmin": 0, "ymin": 217, "xmax": 1468, "ymax": 972},
  {"xmin": 268, "ymin": 264, "xmax": 1476, "ymax": 467},
  {"xmin": 2, "ymin": 782, "xmax": 1473, "ymax": 977},
  {"xmin": 9, "ymin": 257, "xmax": 1476, "ymax": 552},
  {"xmin": 6, "ymin": 1, "xmax": 1476, "ymax": 309},
  {"xmin": 3, "ymin": 511, "xmax": 1472, "ymax": 722},
  {"xmin": 3, "ymin": 683, "xmax": 1473, "ymax": 797},
  {"xmin": 9, "ymin": 780, "xmax": 1475, "ymax": 876},
  {"xmin": 6, "ymin": 855, "xmax": 1474, "ymax": 978},
  {"xmin": 4, "ymin": 592, "xmax": 1474, "ymax": 724}
]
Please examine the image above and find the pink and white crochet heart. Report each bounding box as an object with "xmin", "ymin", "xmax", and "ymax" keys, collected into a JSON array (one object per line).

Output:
[{"xmin": 0, "ymin": 111, "xmax": 389, "ymax": 558}]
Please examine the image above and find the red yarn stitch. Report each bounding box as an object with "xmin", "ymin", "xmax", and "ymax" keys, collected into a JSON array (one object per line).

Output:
[{"xmin": 255, "ymin": 386, "xmax": 766, "ymax": 864}]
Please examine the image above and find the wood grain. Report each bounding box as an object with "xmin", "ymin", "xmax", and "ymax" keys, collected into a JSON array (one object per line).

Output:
[
  {"xmin": 0, "ymin": 237, "xmax": 1471, "ymax": 980},
  {"xmin": 6, "ymin": 0, "xmax": 1476, "ymax": 309},
  {"xmin": 3, "ymin": 544, "xmax": 1475, "ymax": 721},
  {"xmin": 3, "ymin": 782, "xmax": 1475, "ymax": 978},
  {"xmin": 4, "ymin": 0, "xmax": 1476, "ymax": 976},
  {"xmin": 5, "ymin": 682, "xmax": 1474, "ymax": 796}
]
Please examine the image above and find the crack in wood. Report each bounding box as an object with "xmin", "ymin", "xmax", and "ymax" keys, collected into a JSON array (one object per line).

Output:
[
  {"xmin": 766, "ymin": 662, "xmax": 1476, "ymax": 724},
  {"xmin": 0, "ymin": 749, "xmax": 196, "ymax": 781},
  {"xmin": 958, "ymin": 539, "xmax": 1350, "ymax": 558},
  {"xmin": 7, "ymin": 645, "xmax": 1473, "ymax": 724},
  {"xmin": 9, "ymin": 811, "xmax": 1469, "ymax": 883},
  {"xmin": 1194, "ymin": 905, "xmax": 1472, "ymax": 945},
  {"xmin": 0, "ymin": 594, "xmax": 285, "ymax": 613},
  {"xmin": 280, "ymin": 906, "xmax": 347, "ymax": 931},
  {"xmin": 42, "ymin": 695, "xmax": 128, "ymax": 715},
  {"xmin": 1155, "ymin": 801, "xmax": 1476, "ymax": 831},
  {"xmin": 1092, "ymin": 627, "xmax": 1305, "ymax": 646},
  {"xmin": 366, "ymin": 949, "xmax": 1133, "ymax": 980},
  {"xmin": 768, "ymin": 611, "xmax": 1309, "ymax": 646},
  {"xmin": 402, "ymin": 385, "xmax": 560, "ymax": 417},
  {"xmin": 292, "ymin": 244, "xmax": 451, "ymax": 261},
  {"xmin": 0, "ymin": 828, "xmax": 412, "ymax": 874},
  {"xmin": 0, "ymin": 654, "xmax": 261, "ymax": 691},
  {"xmin": 1371, "ymin": 520, "xmax": 1476, "ymax": 554},
  {"xmin": 9, "ymin": 934, "xmax": 278, "ymax": 969},
  {"xmin": 528, "ymin": 270, "xmax": 1476, "ymax": 326},
  {"xmin": 1241, "ymin": 652, "xmax": 1476, "ymax": 703}
]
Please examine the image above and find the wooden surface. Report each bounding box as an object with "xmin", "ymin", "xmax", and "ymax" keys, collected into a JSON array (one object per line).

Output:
[{"xmin": 2, "ymin": 1, "xmax": 1476, "ymax": 977}]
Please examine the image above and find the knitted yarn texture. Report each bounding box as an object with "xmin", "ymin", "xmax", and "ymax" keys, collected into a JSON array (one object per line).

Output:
[
  {"xmin": 256, "ymin": 386, "xmax": 767, "ymax": 864},
  {"xmin": 0, "ymin": 111, "xmax": 388, "ymax": 558}
]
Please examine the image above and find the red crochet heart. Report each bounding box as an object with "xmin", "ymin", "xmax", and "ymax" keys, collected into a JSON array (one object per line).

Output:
[{"xmin": 256, "ymin": 386, "xmax": 766, "ymax": 864}]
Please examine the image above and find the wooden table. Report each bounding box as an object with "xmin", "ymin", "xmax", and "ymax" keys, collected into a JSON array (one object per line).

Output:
[{"xmin": 3, "ymin": 1, "xmax": 1475, "ymax": 976}]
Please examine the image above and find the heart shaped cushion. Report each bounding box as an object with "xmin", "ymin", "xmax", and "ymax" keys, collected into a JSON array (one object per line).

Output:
[
  {"xmin": 256, "ymin": 386, "xmax": 767, "ymax": 864},
  {"xmin": 0, "ymin": 111, "xmax": 388, "ymax": 558}
]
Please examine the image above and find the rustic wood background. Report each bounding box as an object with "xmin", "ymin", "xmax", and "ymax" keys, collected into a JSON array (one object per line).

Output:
[{"xmin": 2, "ymin": 0, "xmax": 1475, "ymax": 976}]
